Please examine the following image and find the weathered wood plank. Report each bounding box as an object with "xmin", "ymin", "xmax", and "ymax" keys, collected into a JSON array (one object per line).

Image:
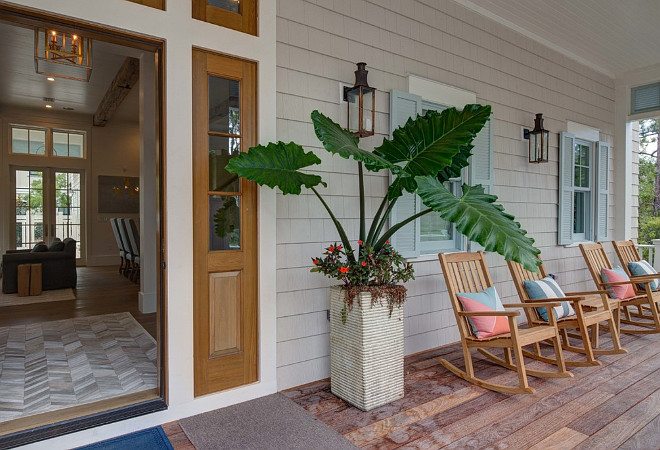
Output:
[
  {"xmin": 93, "ymin": 57, "xmax": 140, "ymax": 127},
  {"xmin": 528, "ymin": 427, "xmax": 589, "ymax": 450},
  {"xmin": 618, "ymin": 412, "xmax": 660, "ymax": 450},
  {"xmin": 576, "ymin": 388, "xmax": 660, "ymax": 448}
]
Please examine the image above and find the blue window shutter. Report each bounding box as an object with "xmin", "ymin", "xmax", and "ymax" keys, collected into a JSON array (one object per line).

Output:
[
  {"xmin": 389, "ymin": 90, "xmax": 422, "ymax": 257},
  {"xmin": 595, "ymin": 141, "xmax": 610, "ymax": 241},
  {"xmin": 558, "ymin": 132, "xmax": 575, "ymax": 245},
  {"xmin": 467, "ymin": 117, "xmax": 493, "ymax": 252}
]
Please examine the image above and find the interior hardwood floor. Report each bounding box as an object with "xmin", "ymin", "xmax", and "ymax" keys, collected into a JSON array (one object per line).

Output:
[
  {"xmin": 0, "ymin": 265, "xmax": 156, "ymax": 338},
  {"xmin": 163, "ymin": 331, "xmax": 660, "ymax": 449}
]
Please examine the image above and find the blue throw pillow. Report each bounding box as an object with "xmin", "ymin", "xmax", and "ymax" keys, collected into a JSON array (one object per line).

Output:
[
  {"xmin": 523, "ymin": 276, "xmax": 575, "ymax": 322},
  {"xmin": 456, "ymin": 286, "xmax": 511, "ymax": 339},
  {"xmin": 628, "ymin": 260, "xmax": 659, "ymax": 290}
]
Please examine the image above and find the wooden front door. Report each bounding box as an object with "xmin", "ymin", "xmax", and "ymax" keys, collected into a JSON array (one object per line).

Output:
[{"xmin": 192, "ymin": 49, "xmax": 258, "ymax": 396}]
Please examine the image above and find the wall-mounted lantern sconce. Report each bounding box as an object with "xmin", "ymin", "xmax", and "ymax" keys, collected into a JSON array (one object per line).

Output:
[
  {"xmin": 343, "ymin": 62, "xmax": 375, "ymax": 137},
  {"xmin": 524, "ymin": 113, "xmax": 549, "ymax": 163}
]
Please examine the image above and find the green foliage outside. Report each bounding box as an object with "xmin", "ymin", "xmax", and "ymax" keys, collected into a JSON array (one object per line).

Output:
[{"xmin": 638, "ymin": 118, "xmax": 659, "ymax": 244}]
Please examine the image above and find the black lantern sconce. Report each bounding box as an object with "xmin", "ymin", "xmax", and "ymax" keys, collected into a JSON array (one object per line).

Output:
[
  {"xmin": 524, "ymin": 113, "xmax": 549, "ymax": 163},
  {"xmin": 343, "ymin": 62, "xmax": 375, "ymax": 137}
]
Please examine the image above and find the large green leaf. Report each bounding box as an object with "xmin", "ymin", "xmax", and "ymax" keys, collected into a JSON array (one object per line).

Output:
[
  {"xmin": 415, "ymin": 176, "xmax": 541, "ymax": 271},
  {"xmin": 376, "ymin": 105, "xmax": 491, "ymax": 199},
  {"xmin": 225, "ymin": 141, "xmax": 326, "ymax": 195},
  {"xmin": 311, "ymin": 110, "xmax": 397, "ymax": 173}
]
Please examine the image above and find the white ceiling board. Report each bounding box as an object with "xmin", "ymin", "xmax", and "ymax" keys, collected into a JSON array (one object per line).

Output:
[
  {"xmin": 455, "ymin": 0, "xmax": 660, "ymax": 79},
  {"xmin": 0, "ymin": 20, "xmax": 139, "ymax": 122}
]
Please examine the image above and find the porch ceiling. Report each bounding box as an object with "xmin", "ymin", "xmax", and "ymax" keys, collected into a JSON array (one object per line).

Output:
[{"xmin": 456, "ymin": 0, "xmax": 660, "ymax": 79}]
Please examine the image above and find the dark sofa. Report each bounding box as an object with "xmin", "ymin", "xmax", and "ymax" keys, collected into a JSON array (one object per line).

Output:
[{"xmin": 1, "ymin": 238, "xmax": 77, "ymax": 294}]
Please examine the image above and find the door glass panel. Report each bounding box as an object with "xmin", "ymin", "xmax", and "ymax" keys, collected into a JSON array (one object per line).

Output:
[
  {"xmin": 208, "ymin": 0, "xmax": 240, "ymax": 13},
  {"xmin": 209, "ymin": 136, "xmax": 240, "ymax": 192},
  {"xmin": 209, "ymin": 76, "xmax": 240, "ymax": 134},
  {"xmin": 15, "ymin": 170, "xmax": 44, "ymax": 249},
  {"xmin": 209, "ymin": 195, "xmax": 240, "ymax": 251},
  {"xmin": 55, "ymin": 172, "xmax": 82, "ymax": 258}
]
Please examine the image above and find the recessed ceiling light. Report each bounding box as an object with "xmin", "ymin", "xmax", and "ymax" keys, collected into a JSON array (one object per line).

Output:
[
  {"xmin": 47, "ymin": 77, "xmax": 55, "ymax": 81},
  {"xmin": 45, "ymin": 104, "xmax": 53, "ymax": 108}
]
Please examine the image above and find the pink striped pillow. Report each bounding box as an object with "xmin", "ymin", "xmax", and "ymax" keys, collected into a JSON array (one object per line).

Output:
[{"xmin": 601, "ymin": 267, "xmax": 635, "ymax": 299}]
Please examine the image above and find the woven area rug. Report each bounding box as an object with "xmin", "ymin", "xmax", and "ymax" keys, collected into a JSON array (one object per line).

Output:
[
  {"xmin": 0, "ymin": 312, "xmax": 157, "ymax": 423},
  {"xmin": 0, "ymin": 288, "xmax": 76, "ymax": 307},
  {"xmin": 179, "ymin": 393, "xmax": 357, "ymax": 449},
  {"xmin": 78, "ymin": 426, "xmax": 173, "ymax": 450}
]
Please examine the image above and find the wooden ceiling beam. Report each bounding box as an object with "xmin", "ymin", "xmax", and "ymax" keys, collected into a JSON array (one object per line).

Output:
[{"xmin": 93, "ymin": 57, "xmax": 139, "ymax": 127}]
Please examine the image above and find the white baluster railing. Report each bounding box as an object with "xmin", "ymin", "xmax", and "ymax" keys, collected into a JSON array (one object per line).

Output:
[{"xmin": 637, "ymin": 241, "xmax": 660, "ymax": 271}]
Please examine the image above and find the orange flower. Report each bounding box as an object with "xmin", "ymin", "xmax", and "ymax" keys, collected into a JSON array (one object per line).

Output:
[
  {"xmin": 386, "ymin": 240, "xmax": 390, "ymax": 244},
  {"xmin": 328, "ymin": 245, "xmax": 335, "ymax": 252},
  {"xmin": 357, "ymin": 240, "xmax": 363, "ymax": 245},
  {"xmin": 337, "ymin": 245, "xmax": 343, "ymax": 251},
  {"xmin": 339, "ymin": 266, "xmax": 349, "ymax": 273},
  {"xmin": 313, "ymin": 259, "xmax": 320, "ymax": 264},
  {"xmin": 361, "ymin": 261, "xmax": 367, "ymax": 266}
]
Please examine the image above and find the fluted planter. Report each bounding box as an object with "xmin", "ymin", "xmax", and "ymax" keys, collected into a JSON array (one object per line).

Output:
[{"xmin": 329, "ymin": 286, "xmax": 405, "ymax": 411}]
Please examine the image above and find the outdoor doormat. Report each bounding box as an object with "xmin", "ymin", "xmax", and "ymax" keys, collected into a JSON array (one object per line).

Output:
[
  {"xmin": 0, "ymin": 312, "xmax": 157, "ymax": 423},
  {"xmin": 179, "ymin": 393, "xmax": 357, "ymax": 449},
  {"xmin": 0, "ymin": 287, "xmax": 76, "ymax": 307},
  {"xmin": 77, "ymin": 426, "xmax": 173, "ymax": 450}
]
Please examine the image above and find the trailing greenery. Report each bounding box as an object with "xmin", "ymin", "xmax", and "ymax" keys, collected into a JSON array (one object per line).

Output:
[{"xmin": 226, "ymin": 106, "xmax": 542, "ymax": 280}]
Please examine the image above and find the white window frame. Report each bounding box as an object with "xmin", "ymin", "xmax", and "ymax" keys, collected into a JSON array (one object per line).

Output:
[{"xmin": 558, "ymin": 128, "xmax": 610, "ymax": 245}]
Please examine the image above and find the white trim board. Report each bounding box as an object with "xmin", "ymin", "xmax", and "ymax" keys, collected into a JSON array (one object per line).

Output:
[{"xmin": 407, "ymin": 75, "xmax": 476, "ymax": 107}]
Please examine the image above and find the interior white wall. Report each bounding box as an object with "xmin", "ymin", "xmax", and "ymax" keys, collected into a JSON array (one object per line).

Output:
[
  {"xmin": 7, "ymin": 0, "xmax": 278, "ymax": 448},
  {"xmin": 88, "ymin": 118, "xmax": 140, "ymax": 266}
]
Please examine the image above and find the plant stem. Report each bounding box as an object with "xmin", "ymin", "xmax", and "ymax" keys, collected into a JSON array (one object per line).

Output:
[
  {"xmin": 311, "ymin": 187, "xmax": 355, "ymax": 263},
  {"xmin": 371, "ymin": 197, "xmax": 398, "ymax": 248},
  {"xmin": 366, "ymin": 195, "xmax": 389, "ymax": 247},
  {"xmin": 358, "ymin": 162, "xmax": 365, "ymax": 243},
  {"xmin": 374, "ymin": 208, "xmax": 433, "ymax": 250}
]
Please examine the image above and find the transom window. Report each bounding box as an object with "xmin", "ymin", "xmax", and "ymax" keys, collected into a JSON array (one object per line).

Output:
[{"xmin": 10, "ymin": 125, "xmax": 85, "ymax": 159}]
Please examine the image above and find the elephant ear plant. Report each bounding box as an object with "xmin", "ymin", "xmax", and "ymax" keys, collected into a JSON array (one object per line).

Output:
[{"xmin": 227, "ymin": 105, "xmax": 541, "ymax": 315}]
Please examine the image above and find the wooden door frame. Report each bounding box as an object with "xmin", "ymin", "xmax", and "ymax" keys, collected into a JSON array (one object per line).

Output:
[{"xmin": 0, "ymin": 4, "xmax": 168, "ymax": 447}]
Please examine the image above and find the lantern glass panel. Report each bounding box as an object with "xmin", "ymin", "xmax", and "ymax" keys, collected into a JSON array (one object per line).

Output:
[
  {"xmin": 347, "ymin": 87, "xmax": 360, "ymax": 133},
  {"xmin": 362, "ymin": 88, "xmax": 374, "ymax": 134}
]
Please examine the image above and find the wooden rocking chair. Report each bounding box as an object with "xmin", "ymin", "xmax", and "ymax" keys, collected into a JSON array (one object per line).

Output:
[
  {"xmin": 508, "ymin": 258, "xmax": 626, "ymax": 368},
  {"xmin": 612, "ymin": 240, "xmax": 660, "ymax": 320},
  {"xmin": 438, "ymin": 252, "xmax": 572, "ymax": 395},
  {"xmin": 580, "ymin": 242, "xmax": 660, "ymax": 334}
]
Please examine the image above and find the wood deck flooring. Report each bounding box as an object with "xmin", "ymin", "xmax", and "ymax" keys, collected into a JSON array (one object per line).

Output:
[{"xmin": 166, "ymin": 331, "xmax": 660, "ymax": 449}]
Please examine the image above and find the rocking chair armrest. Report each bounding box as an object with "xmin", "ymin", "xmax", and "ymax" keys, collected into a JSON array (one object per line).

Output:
[
  {"xmin": 564, "ymin": 290, "xmax": 609, "ymax": 296},
  {"xmin": 599, "ymin": 280, "xmax": 640, "ymax": 287},
  {"xmin": 629, "ymin": 274, "xmax": 660, "ymax": 282},
  {"xmin": 457, "ymin": 310, "xmax": 520, "ymax": 317},
  {"xmin": 505, "ymin": 302, "xmax": 561, "ymax": 309}
]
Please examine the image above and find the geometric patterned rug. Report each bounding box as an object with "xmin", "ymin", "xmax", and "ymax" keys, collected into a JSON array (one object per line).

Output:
[{"xmin": 0, "ymin": 312, "xmax": 157, "ymax": 423}]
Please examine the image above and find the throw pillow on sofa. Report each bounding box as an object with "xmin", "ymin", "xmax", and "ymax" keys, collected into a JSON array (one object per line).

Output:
[
  {"xmin": 49, "ymin": 238, "xmax": 65, "ymax": 252},
  {"xmin": 32, "ymin": 242, "xmax": 48, "ymax": 252}
]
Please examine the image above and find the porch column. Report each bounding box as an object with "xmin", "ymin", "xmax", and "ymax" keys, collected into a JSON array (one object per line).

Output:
[{"xmin": 614, "ymin": 83, "xmax": 633, "ymax": 241}]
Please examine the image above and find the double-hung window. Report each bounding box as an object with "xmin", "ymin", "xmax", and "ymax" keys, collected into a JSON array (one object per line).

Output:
[
  {"xmin": 389, "ymin": 87, "xmax": 493, "ymax": 258},
  {"xmin": 558, "ymin": 132, "xmax": 610, "ymax": 244}
]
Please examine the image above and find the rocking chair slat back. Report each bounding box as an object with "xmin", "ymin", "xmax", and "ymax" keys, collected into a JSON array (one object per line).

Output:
[
  {"xmin": 507, "ymin": 258, "xmax": 548, "ymax": 323},
  {"xmin": 439, "ymin": 251, "xmax": 493, "ymax": 340},
  {"xmin": 612, "ymin": 240, "xmax": 641, "ymax": 278},
  {"xmin": 580, "ymin": 243, "xmax": 612, "ymax": 287}
]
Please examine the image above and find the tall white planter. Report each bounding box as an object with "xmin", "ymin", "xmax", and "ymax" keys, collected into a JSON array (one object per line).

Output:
[{"xmin": 329, "ymin": 286, "xmax": 405, "ymax": 411}]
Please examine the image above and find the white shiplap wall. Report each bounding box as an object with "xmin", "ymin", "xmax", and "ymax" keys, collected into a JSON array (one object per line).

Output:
[{"xmin": 275, "ymin": 0, "xmax": 616, "ymax": 389}]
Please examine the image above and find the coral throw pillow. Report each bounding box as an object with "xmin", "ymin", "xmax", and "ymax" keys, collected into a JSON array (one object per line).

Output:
[
  {"xmin": 601, "ymin": 267, "xmax": 636, "ymax": 299},
  {"xmin": 457, "ymin": 286, "xmax": 510, "ymax": 339},
  {"xmin": 523, "ymin": 276, "xmax": 575, "ymax": 322}
]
